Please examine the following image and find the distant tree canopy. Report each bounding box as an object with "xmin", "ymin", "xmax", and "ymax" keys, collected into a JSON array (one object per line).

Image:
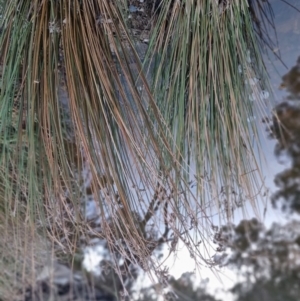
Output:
[
  {"xmin": 213, "ymin": 218, "xmax": 300, "ymax": 301},
  {"xmin": 269, "ymin": 62, "xmax": 300, "ymax": 214}
]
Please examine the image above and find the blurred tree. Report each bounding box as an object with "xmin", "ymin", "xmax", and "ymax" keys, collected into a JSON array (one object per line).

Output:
[
  {"xmin": 269, "ymin": 57, "xmax": 300, "ymax": 214},
  {"xmin": 213, "ymin": 218, "xmax": 300, "ymax": 301}
]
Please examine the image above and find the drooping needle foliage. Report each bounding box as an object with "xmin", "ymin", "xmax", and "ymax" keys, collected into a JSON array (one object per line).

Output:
[
  {"xmin": 147, "ymin": 0, "xmax": 271, "ymax": 213},
  {"xmin": 0, "ymin": 0, "xmax": 274, "ymax": 299}
]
